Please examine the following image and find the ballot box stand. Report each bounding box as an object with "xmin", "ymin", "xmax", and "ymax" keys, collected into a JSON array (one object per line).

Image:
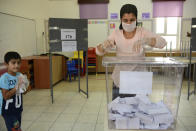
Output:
[{"xmin": 102, "ymin": 57, "xmax": 187, "ymax": 130}]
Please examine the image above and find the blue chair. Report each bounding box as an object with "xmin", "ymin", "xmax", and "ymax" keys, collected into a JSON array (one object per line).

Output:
[{"xmin": 66, "ymin": 60, "xmax": 78, "ymax": 82}]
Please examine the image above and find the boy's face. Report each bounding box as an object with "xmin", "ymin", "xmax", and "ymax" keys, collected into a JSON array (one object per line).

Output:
[{"xmin": 6, "ymin": 59, "xmax": 21, "ymax": 73}]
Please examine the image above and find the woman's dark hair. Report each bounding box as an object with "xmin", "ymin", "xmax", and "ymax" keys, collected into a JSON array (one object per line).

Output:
[
  {"xmin": 4, "ymin": 51, "xmax": 21, "ymax": 64},
  {"xmin": 119, "ymin": 4, "xmax": 138, "ymax": 29}
]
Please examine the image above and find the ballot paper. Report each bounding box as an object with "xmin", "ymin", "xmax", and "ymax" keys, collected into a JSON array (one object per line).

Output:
[
  {"xmin": 17, "ymin": 74, "xmax": 29, "ymax": 94},
  {"xmin": 138, "ymin": 102, "xmax": 169, "ymax": 115},
  {"xmin": 120, "ymin": 71, "xmax": 152, "ymax": 95},
  {"xmin": 136, "ymin": 94, "xmax": 152, "ymax": 104},
  {"xmin": 115, "ymin": 117, "xmax": 140, "ymax": 129},
  {"xmin": 144, "ymin": 122, "xmax": 159, "ymax": 129},
  {"xmin": 108, "ymin": 96, "xmax": 174, "ymax": 130},
  {"xmin": 111, "ymin": 103, "xmax": 136, "ymax": 115},
  {"xmin": 135, "ymin": 112, "xmax": 153, "ymax": 125}
]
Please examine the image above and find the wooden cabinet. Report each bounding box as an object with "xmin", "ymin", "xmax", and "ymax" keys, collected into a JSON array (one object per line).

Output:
[
  {"xmin": 33, "ymin": 56, "xmax": 64, "ymax": 89},
  {"xmin": 97, "ymin": 53, "xmax": 115, "ymax": 73},
  {"xmin": 33, "ymin": 57, "xmax": 50, "ymax": 89},
  {"xmin": 21, "ymin": 55, "xmax": 65, "ymax": 89},
  {"xmin": 20, "ymin": 57, "xmax": 34, "ymax": 91}
]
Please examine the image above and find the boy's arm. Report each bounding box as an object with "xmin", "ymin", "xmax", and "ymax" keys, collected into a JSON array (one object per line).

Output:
[
  {"xmin": 2, "ymin": 85, "xmax": 18, "ymax": 100},
  {"xmin": 1, "ymin": 76, "xmax": 23, "ymax": 100}
]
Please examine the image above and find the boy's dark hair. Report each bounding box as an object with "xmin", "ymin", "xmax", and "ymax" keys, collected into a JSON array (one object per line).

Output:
[
  {"xmin": 4, "ymin": 51, "xmax": 21, "ymax": 64},
  {"xmin": 119, "ymin": 4, "xmax": 138, "ymax": 29}
]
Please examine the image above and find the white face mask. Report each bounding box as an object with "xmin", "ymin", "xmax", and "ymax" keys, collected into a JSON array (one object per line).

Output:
[{"xmin": 122, "ymin": 21, "xmax": 136, "ymax": 32}]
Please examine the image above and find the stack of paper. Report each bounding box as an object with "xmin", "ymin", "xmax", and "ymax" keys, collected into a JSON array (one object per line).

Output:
[{"xmin": 108, "ymin": 96, "xmax": 174, "ymax": 129}]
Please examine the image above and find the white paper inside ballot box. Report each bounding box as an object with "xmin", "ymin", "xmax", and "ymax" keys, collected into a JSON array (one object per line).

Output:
[{"xmin": 120, "ymin": 71, "xmax": 152, "ymax": 95}]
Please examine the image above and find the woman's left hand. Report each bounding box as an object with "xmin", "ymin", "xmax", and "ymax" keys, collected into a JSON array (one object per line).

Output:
[
  {"xmin": 132, "ymin": 41, "xmax": 142, "ymax": 52},
  {"xmin": 132, "ymin": 38, "xmax": 156, "ymax": 52}
]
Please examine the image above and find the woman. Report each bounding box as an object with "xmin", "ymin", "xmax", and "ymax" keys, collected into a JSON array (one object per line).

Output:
[{"xmin": 96, "ymin": 4, "xmax": 167, "ymax": 100}]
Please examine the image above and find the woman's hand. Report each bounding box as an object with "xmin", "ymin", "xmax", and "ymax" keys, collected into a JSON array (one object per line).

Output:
[
  {"xmin": 132, "ymin": 41, "xmax": 142, "ymax": 52},
  {"xmin": 132, "ymin": 38, "xmax": 156, "ymax": 52},
  {"xmin": 102, "ymin": 40, "xmax": 115, "ymax": 49},
  {"xmin": 148, "ymin": 38, "xmax": 156, "ymax": 47},
  {"xmin": 97, "ymin": 40, "xmax": 115, "ymax": 52}
]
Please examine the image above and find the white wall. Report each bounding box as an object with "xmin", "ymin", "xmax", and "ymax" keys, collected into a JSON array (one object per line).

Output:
[
  {"xmin": 108, "ymin": 0, "xmax": 153, "ymax": 19},
  {"xmin": 0, "ymin": 0, "xmax": 79, "ymax": 55},
  {"xmin": 183, "ymin": 0, "xmax": 196, "ymax": 18},
  {"xmin": 0, "ymin": 0, "xmax": 48, "ymax": 55},
  {"xmin": 0, "ymin": 0, "xmax": 196, "ymax": 55}
]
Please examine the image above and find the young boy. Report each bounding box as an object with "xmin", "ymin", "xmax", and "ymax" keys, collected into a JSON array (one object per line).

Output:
[{"xmin": 0, "ymin": 51, "xmax": 24, "ymax": 131}]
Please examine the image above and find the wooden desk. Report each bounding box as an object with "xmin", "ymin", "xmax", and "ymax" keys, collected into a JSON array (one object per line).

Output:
[{"xmin": 21, "ymin": 55, "xmax": 66, "ymax": 89}]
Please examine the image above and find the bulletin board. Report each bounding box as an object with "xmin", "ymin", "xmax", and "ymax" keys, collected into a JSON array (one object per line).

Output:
[
  {"xmin": 88, "ymin": 20, "xmax": 108, "ymax": 47},
  {"xmin": 49, "ymin": 18, "xmax": 88, "ymax": 52},
  {"xmin": 0, "ymin": 12, "xmax": 37, "ymax": 63}
]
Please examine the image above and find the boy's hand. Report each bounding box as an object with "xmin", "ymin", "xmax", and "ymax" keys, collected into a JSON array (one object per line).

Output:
[{"xmin": 17, "ymin": 76, "xmax": 24, "ymax": 88}]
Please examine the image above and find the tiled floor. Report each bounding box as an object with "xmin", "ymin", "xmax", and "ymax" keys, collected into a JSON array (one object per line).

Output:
[{"xmin": 0, "ymin": 74, "xmax": 196, "ymax": 131}]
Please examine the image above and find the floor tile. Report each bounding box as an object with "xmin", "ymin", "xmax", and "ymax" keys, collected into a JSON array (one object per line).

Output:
[
  {"xmin": 77, "ymin": 114, "xmax": 97, "ymax": 124},
  {"xmin": 49, "ymin": 122, "xmax": 74, "ymax": 131},
  {"xmin": 36, "ymin": 112, "xmax": 59, "ymax": 122},
  {"xmin": 55, "ymin": 113, "xmax": 78, "ymax": 123},
  {"xmin": 72, "ymin": 123, "xmax": 95, "ymax": 131},
  {"xmin": 27, "ymin": 121, "xmax": 53, "ymax": 131}
]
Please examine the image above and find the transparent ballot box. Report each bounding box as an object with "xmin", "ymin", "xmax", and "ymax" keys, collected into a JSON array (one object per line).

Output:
[{"xmin": 102, "ymin": 57, "xmax": 187, "ymax": 130}]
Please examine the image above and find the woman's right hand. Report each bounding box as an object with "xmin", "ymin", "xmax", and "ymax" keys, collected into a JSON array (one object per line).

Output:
[
  {"xmin": 97, "ymin": 40, "xmax": 115, "ymax": 53},
  {"xmin": 102, "ymin": 40, "xmax": 115, "ymax": 49},
  {"xmin": 97, "ymin": 44, "xmax": 105, "ymax": 53}
]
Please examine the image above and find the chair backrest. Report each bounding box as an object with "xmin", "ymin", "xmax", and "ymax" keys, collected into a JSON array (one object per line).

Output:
[
  {"xmin": 73, "ymin": 51, "xmax": 84, "ymax": 58},
  {"xmin": 88, "ymin": 47, "xmax": 95, "ymax": 55},
  {"xmin": 67, "ymin": 60, "xmax": 77, "ymax": 69}
]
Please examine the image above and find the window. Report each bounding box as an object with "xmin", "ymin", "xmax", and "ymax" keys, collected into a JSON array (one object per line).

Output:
[{"xmin": 154, "ymin": 17, "xmax": 181, "ymax": 50}]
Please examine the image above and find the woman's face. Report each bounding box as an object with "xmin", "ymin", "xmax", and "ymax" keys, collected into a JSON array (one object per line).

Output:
[{"xmin": 121, "ymin": 13, "xmax": 136, "ymax": 24}]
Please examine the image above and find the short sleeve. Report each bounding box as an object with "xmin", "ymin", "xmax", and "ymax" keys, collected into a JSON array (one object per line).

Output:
[{"xmin": 0, "ymin": 75, "xmax": 9, "ymax": 90}]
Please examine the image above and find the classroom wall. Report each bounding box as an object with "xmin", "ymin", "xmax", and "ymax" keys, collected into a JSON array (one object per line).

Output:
[
  {"xmin": 0, "ymin": 0, "xmax": 196, "ymax": 55},
  {"xmin": 108, "ymin": 0, "xmax": 153, "ymax": 19},
  {"xmin": 0, "ymin": 0, "xmax": 79, "ymax": 56},
  {"xmin": 183, "ymin": 0, "xmax": 196, "ymax": 18},
  {"xmin": 0, "ymin": 0, "xmax": 48, "ymax": 55}
]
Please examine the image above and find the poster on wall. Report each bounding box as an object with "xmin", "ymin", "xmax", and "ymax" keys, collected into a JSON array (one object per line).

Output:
[
  {"xmin": 110, "ymin": 13, "xmax": 118, "ymax": 19},
  {"xmin": 62, "ymin": 41, "xmax": 77, "ymax": 52},
  {"xmin": 142, "ymin": 12, "xmax": 150, "ymax": 19},
  {"xmin": 61, "ymin": 29, "xmax": 76, "ymax": 40},
  {"xmin": 110, "ymin": 23, "xmax": 116, "ymax": 29}
]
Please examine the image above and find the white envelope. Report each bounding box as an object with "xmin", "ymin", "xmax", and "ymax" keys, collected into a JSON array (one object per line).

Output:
[{"xmin": 120, "ymin": 71, "xmax": 152, "ymax": 95}]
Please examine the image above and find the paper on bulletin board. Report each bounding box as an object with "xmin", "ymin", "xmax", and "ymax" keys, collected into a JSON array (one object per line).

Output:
[
  {"xmin": 120, "ymin": 71, "xmax": 152, "ymax": 95},
  {"xmin": 61, "ymin": 29, "xmax": 76, "ymax": 40},
  {"xmin": 62, "ymin": 41, "xmax": 77, "ymax": 52},
  {"xmin": 110, "ymin": 23, "xmax": 115, "ymax": 29}
]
